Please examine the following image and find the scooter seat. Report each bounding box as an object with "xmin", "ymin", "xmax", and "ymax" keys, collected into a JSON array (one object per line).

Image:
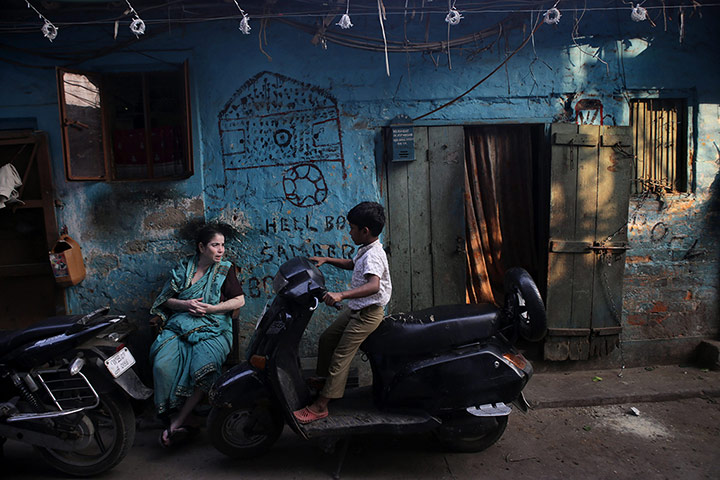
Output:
[
  {"xmin": 362, "ymin": 304, "xmax": 500, "ymax": 357},
  {"xmin": 0, "ymin": 315, "xmax": 83, "ymax": 354}
]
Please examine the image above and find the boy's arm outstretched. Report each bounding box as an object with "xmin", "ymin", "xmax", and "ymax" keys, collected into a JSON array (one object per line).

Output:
[{"xmin": 309, "ymin": 256, "xmax": 354, "ymax": 270}]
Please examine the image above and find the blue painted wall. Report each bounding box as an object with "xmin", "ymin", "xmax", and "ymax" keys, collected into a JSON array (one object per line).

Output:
[{"xmin": 0, "ymin": 4, "xmax": 717, "ymax": 361}]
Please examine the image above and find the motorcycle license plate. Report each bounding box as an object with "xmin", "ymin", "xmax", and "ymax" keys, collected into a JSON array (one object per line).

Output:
[{"xmin": 104, "ymin": 347, "xmax": 136, "ymax": 378}]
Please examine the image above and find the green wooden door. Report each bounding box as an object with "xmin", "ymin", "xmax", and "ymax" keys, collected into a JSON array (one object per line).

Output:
[
  {"xmin": 544, "ymin": 124, "xmax": 634, "ymax": 360},
  {"xmin": 385, "ymin": 126, "xmax": 466, "ymax": 313}
]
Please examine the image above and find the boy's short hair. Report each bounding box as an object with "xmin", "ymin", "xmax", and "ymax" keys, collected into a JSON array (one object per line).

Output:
[{"xmin": 347, "ymin": 201, "xmax": 385, "ymax": 236}]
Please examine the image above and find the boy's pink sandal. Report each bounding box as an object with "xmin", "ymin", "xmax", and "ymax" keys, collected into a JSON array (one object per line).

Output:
[{"xmin": 293, "ymin": 406, "xmax": 329, "ymax": 424}]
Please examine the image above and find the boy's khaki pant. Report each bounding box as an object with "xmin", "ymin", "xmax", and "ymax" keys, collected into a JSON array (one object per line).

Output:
[{"xmin": 317, "ymin": 304, "xmax": 385, "ymax": 399}]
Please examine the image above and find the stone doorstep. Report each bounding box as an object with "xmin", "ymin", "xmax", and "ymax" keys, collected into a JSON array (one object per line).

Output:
[{"xmin": 524, "ymin": 364, "xmax": 720, "ymax": 410}]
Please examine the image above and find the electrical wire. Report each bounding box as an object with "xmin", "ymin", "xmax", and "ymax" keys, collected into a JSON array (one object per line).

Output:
[
  {"xmin": 276, "ymin": 15, "xmax": 519, "ymax": 53},
  {"xmin": 413, "ymin": 15, "xmax": 545, "ymax": 121}
]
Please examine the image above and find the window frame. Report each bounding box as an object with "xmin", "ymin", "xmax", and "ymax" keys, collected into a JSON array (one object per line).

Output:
[
  {"xmin": 56, "ymin": 61, "xmax": 193, "ymax": 182},
  {"xmin": 629, "ymin": 97, "xmax": 688, "ymax": 194}
]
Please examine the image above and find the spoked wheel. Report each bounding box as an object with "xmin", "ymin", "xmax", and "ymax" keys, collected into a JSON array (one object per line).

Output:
[
  {"xmin": 36, "ymin": 390, "xmax": 135, "ymax": 477},
  {"xmin": 504, "ymin": 267, "xmax": 547, "ymax": 342},
  {"xmin": 208, "ymin": 404, "xmax": 283, "ymax": 459},
  {"xmin": 435, "ymin": 415, "xmax": 509, "ymax": 453}
]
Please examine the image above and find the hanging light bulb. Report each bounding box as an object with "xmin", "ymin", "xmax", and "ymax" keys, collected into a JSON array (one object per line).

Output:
[
  {"xmin": 544, "ymin": 7, "xmax": 561, "ymax": 25},
  {"xmin": 239, "ymin": 12, "xmax": 251, "ymax": 34},
  {"xmin": 231, "ymin": 0, "xmax": 251, "ymax": 34},
  {"xmin": 130, "ymin": 16, "xmax": 145, "ymax": 36},
  {"xmin": 41, "ymin": 18, "xmax": 58, "ymax": 41},
  {"xmin": 445, "ymin": 7, "xmax": 463, "ymax": 26},
  {"xmin": 124, "ymin": 1, "xmax": 146, "ymax": 37},
  {"xmin": 337, "ymin": 13, "xmax": 353, "ymax": 29},
  {"xmin": 631, "ymin": 4, "xmax": 648, "ymax": 22},
  {"xmin": 26, "ymin": 1, "xmax": 58, "ymax": 42},
  {"xmin": 337, "ymin": 0, "xmax": 353, "ymax": 29}
]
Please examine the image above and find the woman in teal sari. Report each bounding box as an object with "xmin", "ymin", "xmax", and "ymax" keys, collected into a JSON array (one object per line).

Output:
[{"xmin": 150, "ymin": 225, "xmax": 245, "ymax": 448}]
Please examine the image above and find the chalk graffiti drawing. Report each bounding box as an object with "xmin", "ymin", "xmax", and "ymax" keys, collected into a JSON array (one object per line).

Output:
[
  {"xmin": 283, "ymin": 163, "xmax": 328, "ymax": 207},
  {"xmin": 218, "ymin": 71, "xmax": 345, "ymax": 207}
]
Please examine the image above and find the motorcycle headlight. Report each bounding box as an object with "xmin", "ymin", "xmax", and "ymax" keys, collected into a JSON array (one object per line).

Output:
[
  {"xmin": 107, "ymin": 332, "xmax": 122, "ymax": 342},
  {"xmin": 69, "ymin": 357, "xmax": 85, "ymax": 376}
]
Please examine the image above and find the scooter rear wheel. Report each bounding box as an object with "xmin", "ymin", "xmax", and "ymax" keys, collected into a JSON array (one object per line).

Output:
[
  {"xmin": 208, "ymin": 404, "xmax": 283, "ymax": 459},
  {"xmin": 35, "ymin": 389, "xmax": 135, "ymax": 476},
  {"xmin": 434, "ymin": 414, "xmax": 508, "ymax": 453},
  {"xmin": 504, "ymin": 267, "xmax": 547, "ymax": 342}
]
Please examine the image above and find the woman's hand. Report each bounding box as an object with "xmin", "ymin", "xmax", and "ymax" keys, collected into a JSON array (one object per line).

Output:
[{"xmin": 184, "ymin": 298, "xmax": 213, "ymax": 317}]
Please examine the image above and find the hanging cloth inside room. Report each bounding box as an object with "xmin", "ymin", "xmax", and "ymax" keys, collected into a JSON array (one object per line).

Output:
[
  {"xmin": 0, "ymin": 163, "xmax": 24, "ymax": 209},
  {"xmin": 464, "ymin": 125, "xmax": 537, "ymax": 305}
]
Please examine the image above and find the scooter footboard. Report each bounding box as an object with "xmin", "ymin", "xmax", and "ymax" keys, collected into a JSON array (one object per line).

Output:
[{"xmin": 383, "ymin": 343, "xmax": 531, "ymax": 412}]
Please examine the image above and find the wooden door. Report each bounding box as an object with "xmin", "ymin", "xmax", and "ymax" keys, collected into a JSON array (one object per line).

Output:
[
  {"xmin": 385, "ymin": 126, "xmax": 466, "ymax": 313},
  {"xmin": 544, "ymin": 124, "xmax": 633, "ymax": 360},
  {"xmin": 0, "ymin": 130, "xmax": 62, "ymax": 329}
]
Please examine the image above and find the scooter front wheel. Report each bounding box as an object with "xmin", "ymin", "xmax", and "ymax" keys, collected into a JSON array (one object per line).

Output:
[
  {"xmin": 434, "ymin": 414, "xmax": 508, "ymax": 453},
  {"xmin": 208, "ymin": 403, "xmax": 284, "ymax": 459}
]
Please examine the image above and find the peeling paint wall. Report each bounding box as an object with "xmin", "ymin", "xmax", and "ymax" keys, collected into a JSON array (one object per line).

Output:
[
  {"xmin": 0, "ymin": 6, "xmax": 718, "ymax": 362},
  {"xmin": 622, "ymin": 102, "xmax": 720, "ymax": 363}
]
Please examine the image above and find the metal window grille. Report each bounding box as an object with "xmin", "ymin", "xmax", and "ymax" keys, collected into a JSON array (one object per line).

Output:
[{"xmin": 630, "ymin": 98, "xmax": 687, "ymax": 193}]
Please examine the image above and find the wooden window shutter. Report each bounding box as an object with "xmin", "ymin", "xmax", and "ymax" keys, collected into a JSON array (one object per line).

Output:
[{"xmin": 57, "ymin": 68, "xmax": 108, "ymax": 180}]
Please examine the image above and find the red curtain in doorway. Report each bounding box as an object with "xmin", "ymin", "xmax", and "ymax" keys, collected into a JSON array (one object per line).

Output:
[{"xmin": 464, "ymin": 125, "xmax": 537, "ymax": 305}]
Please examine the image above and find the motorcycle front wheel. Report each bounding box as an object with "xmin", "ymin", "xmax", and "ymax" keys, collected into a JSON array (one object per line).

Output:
[
  {"xmin": 36, "ymin": 389, "xmax": 135, "ymax": 477},
  {"xmin": 434, "ymin": 414, "xmax": 508, "ymax": 453},
  {"xmin": 208, "ymin": 403, "xmax": 284, "ymax": 459}
]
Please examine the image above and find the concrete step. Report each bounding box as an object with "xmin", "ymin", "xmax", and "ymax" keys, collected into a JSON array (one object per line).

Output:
[{"xmin": 524, "ymin": 364, "xmax": 720, "ymax": 409}]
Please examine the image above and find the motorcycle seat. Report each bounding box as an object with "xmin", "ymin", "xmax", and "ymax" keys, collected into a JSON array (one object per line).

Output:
[
  {"xmin": 362, "ymin": 304, "xmax": 500, "ymax": 357},
  {"xmin": 0, "ymin": 315, "xmax": 83, "ymax": 354}
]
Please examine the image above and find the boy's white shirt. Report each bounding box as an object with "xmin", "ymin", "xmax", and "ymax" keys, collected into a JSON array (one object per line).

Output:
[{"xmin": 347, "ymin": 239, "xmax": 392, "ymax": 310}]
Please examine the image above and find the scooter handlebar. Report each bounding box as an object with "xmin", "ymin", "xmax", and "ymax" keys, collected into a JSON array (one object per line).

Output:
[{"xmin": 318, "ymin": 288, "xmax": 344, "ymax": 311}]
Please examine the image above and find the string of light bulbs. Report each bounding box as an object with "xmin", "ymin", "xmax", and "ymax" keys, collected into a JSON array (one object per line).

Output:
[{"xmin": 11, "ymin": 1, "xmax": 709, "ymax": 40}]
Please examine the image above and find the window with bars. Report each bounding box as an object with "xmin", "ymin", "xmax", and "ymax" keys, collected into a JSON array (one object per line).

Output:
[{"xmin": 630, "ymin": 98, "xmax": 687, "ymax": 194}]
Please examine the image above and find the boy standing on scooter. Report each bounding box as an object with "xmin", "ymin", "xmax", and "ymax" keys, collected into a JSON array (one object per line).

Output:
[{"xmin": 293, "ymin": 201, "xmax": 392, "ymax": 424}]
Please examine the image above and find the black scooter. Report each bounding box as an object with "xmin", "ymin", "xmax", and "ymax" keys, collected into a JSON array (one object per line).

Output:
[
  {"xmin": 208, "ymin": 257, "xmax": 546, "ymax": 468},
  {"xmin": 0, "ymin": 307, "xmax": 153, "ymax": 476}
]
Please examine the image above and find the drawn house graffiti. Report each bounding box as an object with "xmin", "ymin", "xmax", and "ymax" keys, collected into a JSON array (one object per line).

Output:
[{"xmin": 218, "ymin": 72, "xmax": 345, "ymax": 207}]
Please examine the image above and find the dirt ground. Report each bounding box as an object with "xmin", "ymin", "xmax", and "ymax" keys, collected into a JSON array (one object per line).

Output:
[{"xmin": 3, "ymin": 397, "xmax": 719, "ymax": 479}]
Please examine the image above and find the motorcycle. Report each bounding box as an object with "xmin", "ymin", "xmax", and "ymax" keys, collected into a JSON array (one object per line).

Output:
[
  {"xmin": 208, "ymin": 256, "xmax": 546, "ymax": 468},
  {"xmin": 0, "ymin": 307, "xmax": 153, "ymax": 476}
]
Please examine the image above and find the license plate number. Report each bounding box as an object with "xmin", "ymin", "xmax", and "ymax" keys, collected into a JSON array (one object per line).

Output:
[{"xmin": 104, "ymin": 347, "xmax": 135, "ymax": 378}]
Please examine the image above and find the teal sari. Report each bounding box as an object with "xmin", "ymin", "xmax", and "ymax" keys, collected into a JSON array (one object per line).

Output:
[{"xmin": 149, "ymin": 255, "xmax": 233, "ymax": 416}]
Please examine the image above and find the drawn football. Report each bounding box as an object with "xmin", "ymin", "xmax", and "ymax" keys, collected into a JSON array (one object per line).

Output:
[{"xmin": 283, "ymin": 163, "xmax": 328, "ymax": 207}]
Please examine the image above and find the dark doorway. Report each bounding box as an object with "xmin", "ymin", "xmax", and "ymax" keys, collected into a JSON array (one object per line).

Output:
[
  {"xmin": 463, "ymin": 124, "xmax": 549, "ymax": 306},
  {"xmin": 0, "ymin": 130, "xmax": 62, "ymax": 330}
]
